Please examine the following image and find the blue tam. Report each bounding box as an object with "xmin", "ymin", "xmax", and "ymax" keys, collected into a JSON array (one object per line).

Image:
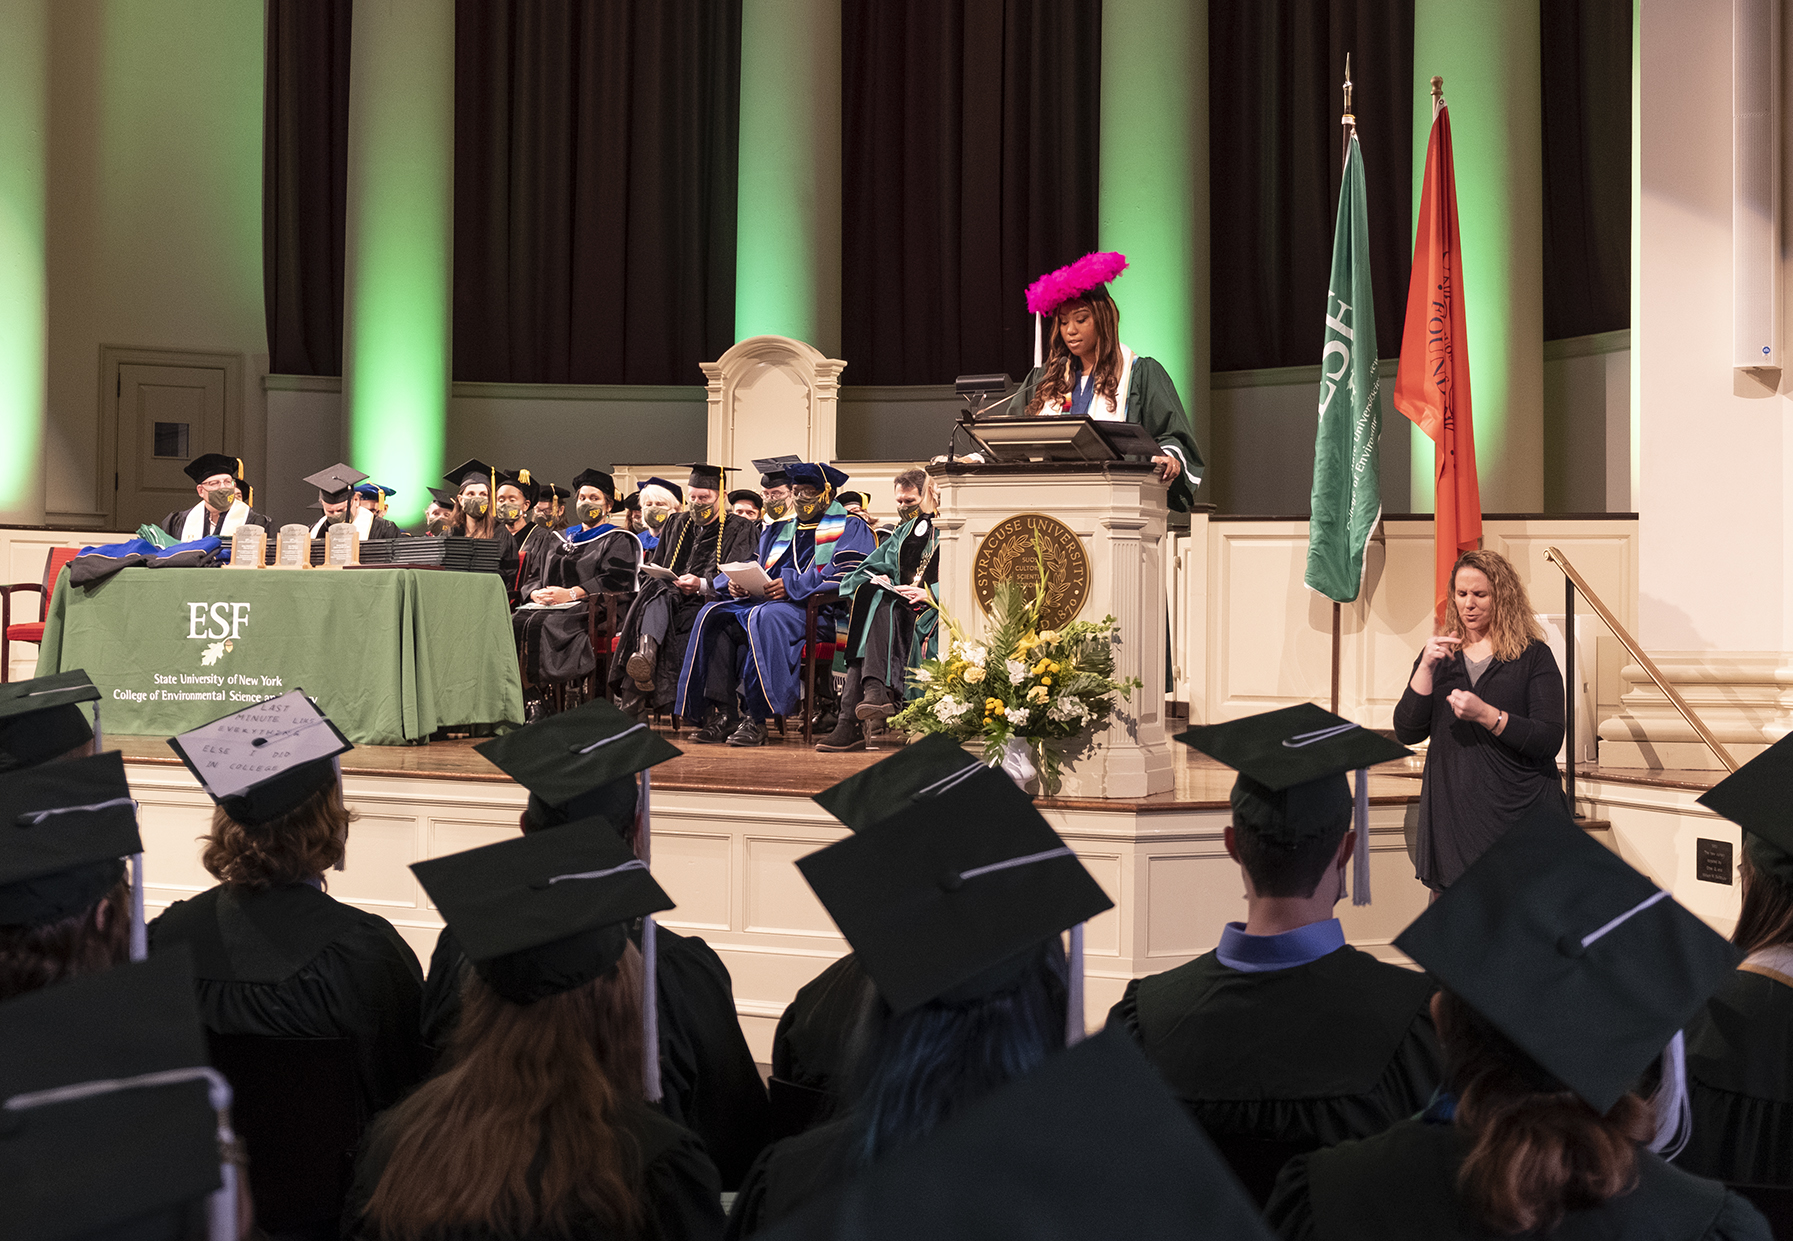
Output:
[{"xmin": 787, "ymin": 463, "xmax": 849, "ymax": 491}]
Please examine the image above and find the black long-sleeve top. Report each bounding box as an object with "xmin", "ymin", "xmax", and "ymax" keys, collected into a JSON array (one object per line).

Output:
[{"xmin": 1392, "ymin": 638, "xmax": 1565, "ymax": 890}]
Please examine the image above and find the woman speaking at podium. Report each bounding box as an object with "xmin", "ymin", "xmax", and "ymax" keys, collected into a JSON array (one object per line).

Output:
[{"xmin": 1015, "ymin": 251, "xmax": 1204, "ymax": 511}]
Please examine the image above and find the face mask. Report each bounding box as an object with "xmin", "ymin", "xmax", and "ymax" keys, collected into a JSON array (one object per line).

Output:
[
  {"xmin": 576, "ymin": 502, "xmax": 606, "ymax": 527},
  {"xmin": 897, "ymin": 503, "xmax": 922, "ymax": 524},
  {"xmin": 461, "ymin": 496, "xmax": 490, "ymax": 520},
  {"xmin": 764, "ymin": 499, "xmax": 790, "ymax": 521},
  {"xmin": 644, "ymin": 509, "xmax": 670, "ymax": 531},
  {"xmin": 427, "ymin": 516, "xmax": 449, "ymax": 535},
  {"xmin": 324, "ymin": 510, "xmax": 349, "ymax": 527},
  {"xmin": 794, "ymin": 492, "xmax": 827, "ymax": 521},
  {"xmin": 692, "ymin": 502, "xmax": 717, "ymax": 522},
  {"xmin": 205, "ymin": 487, "xmax": 236, "ymax": 510},
  {"xmin": 497, "ymin": 503, "xmax": 522, "ymax": 523},
  {"xmin": 530, "ymin": 509, "xmax": 551, "ymax": 526}
]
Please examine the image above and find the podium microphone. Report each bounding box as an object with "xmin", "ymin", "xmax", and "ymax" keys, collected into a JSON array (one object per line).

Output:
[{"xmin": 948, "ymin": 373, "xmax": 1015, "ymax": 466}]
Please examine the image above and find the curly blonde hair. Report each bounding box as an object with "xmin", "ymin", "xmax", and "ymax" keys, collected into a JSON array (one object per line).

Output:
[
  {"xmin": 1442, "ymin": 550, "xmax": 1544, "ymax": 663},
  {"xmin": 201, "ymin": 784, "xmax": 355, "ymax": 891}
]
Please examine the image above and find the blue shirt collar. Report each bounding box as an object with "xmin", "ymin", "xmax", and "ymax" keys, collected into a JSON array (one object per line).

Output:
[{"xmin": 1215, "ymin": 917, "xmax": 1346, "ymax": 973}]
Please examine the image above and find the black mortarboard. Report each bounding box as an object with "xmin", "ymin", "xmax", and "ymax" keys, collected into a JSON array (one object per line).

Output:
[
  {"xmin": 759, "ymin": 1028, "xmax": 1272, "ymax": 1241},
  {"xmin": 426, "ymin": 485, "xmax": 457, "ymax": 507},
  {"xmin": 0, "ymin": 751, "xmax": 140, "ymax": 928},
  {"xmin": 641, "ymin": 477, "xmax": 684, "ymax": 504},
  {"xmin": 496, "ymin": 468, "xmax": 541, "ymax": 506},
  {"xmin": 301, "ymin": 463, "xmax": 369, "ymax": 505},
  {"xmin": 1395, "ymin": 796, "xmax": 1740, "ymax": 1114},
  {"xmin": 752, "ymin": 455, "xmax": 802, "ymax": 488},
  {"xmin": 167, "ymin": 690, "xmax": 352, "ymax": 827},
  {"xmin": 798, "ymin": 767, "xmax": 1112, "ymax": 1013},
  {"xmin": 0, "ymin": 669, "xmax": 99, "ymax": 769},
  {"xmin": 622, "ymin": 491, "xmax": 642, "ymax": 512},
  {"xmin": 413, "ymin": 826, "xmax": 674, "ymax": 1005},
  {"xmin": 1697, "ymin": 734, "xmax": 1793, "ymax": 884},
  {"xmin": 181, "ymin": 454, "xmax": 244, "ymax": 485},
  {"xmin": 683, "ymin": 462, "xmax": 725, "ymax": 491},
  {"xmin": 838, "ymin": 491, "xmax": 869, "ymax": 508},
  {"xmin": 547, "ymin": 483, "xmax": 571, "ymax": 503},
  {"xmin": 813, "ymin": 733, "xmax": 986, "ymax": 832},
  {"xmin": 570, "ymin": 469, "xmax": 617, "ymax": 501},
  {"xmin": 0, "ymin": 949, "xmax": 230, "ymax": 1239},
  {"xmin": 474, "ymin": 699, "xmax": 680, "ymax": 837},
  {"xmin": 444, "ymin": 458, "xmax": 496, "ymax": 490},
  {"xmin": 727, "ymin": 489, "xmax": 762, "ymax": 509}
]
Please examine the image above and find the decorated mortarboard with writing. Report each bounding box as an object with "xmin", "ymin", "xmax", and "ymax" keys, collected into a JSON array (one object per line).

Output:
[
  {"xmin": 1394, "ymin": 796, "xmax": 1740, "ymax": 1114},
  {"xmin": 1697, "ymin": 734, "xmax": 1793, "ymax": 885},
  {"xmin": 0, "ymin": 751, "xmax": 140, "ymax": 928},
  {"xmin": 301, "ymin": 463, "xmax": 369, "ymax": 505},
  {"xmin": 812, "ymin": 733, "xmax": 987, "ymax": 832},
  {"xmin": 474, "ymin": 699, "xmax": 679, "ymax": 834},
  {"xmin": 167, "ymin": 690, "xmax": 352, "ymax": 827},
  {"xmin": 758, "ymin": 1028, "xmax": 1273, "ymax": 1241},
  {"xmin": 798, "ymin": 766, "xmax": 1112, "ymax": 1013},
  {"xmin": 0, "ymin": 669, "xmax": 99, "ymax": 769},
  {"xmin": 1176, "ymin": 703, "xmax": 1409, "ymax": 844},
  {"xmin": 0, "ymin": 948, "xmax": 230, "ymax": 1239},
  {"xmin": 412, "ymin": 825, "xmax": 674, "ymax": 1005}
]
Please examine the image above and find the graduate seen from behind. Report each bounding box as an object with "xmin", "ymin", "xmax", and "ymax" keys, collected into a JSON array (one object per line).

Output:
[
  {"xmin": 151, "ymin": 692, "xmax": 429, "ymax": 1130},
  {"xmin": 421, "ymin": 699, "xmax": 771, "ymax": 1190},
  {"xmin": 350, "ymin": 815, "xmax": 726, "ymax": 1241},
  {"xmin": 1111, "ymin": 705, "xmax": 1440, "ymax": 1206},
  {"xmin": 163, "ymin": 453, "xmax": 274, "ymax": 541},
  {"xmin": 1675, "ymin": 735, "xmax": 1793, "ymax": 1187},
  {"xmin": 1264, "ymin": 798, "xmax": 1770, "ymax": 1241},
  {"xmin": 725, "ymin": 764, "xmax": 1113, "ymax": 1236}
]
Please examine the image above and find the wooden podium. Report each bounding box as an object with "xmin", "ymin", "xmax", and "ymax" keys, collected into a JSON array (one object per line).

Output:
[{"xmin": 934, "ymin": 460, "xmax": 1175, "ymax": 798}]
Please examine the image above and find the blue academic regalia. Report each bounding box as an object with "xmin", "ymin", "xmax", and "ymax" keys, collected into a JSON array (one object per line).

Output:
[{"xmin": 674, "ymin": 505, "xmax": 873, "ymax": 721}]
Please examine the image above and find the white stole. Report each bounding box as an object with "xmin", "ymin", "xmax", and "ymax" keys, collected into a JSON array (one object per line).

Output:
[
  {"xmin": 1038, "ymin": 345, "xmax": 1136, "ymax": 422},
  {"xmin": 180, "ymin": 499, "xmax": 250, "ymax": 542}
]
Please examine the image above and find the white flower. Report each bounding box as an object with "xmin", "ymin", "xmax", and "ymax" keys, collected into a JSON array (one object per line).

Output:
[
  {"xmin": 1048, "ymin": 696, "xmax": 1090, "ymax": 723},
  {"xmin": 960, "ymin": 643, "xmax": 988, "ymax": 666},
  {"xmin": 1006, "ymin": 706, "xmax": 1030, "ymax": 726},
  {"xmin": 1004, "ymin": 658, "xmax": 1029, "ymax": 683},
  {"xmin": 934, "ymin": 695, "xmax": 969, "ymax": 723},
  {"xmin": 914, "ymin": 666, "xmax": 934, "ymax": 683}
]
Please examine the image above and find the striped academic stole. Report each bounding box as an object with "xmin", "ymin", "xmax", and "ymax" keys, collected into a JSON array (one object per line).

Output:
[{"xmin": 762, "ymin": 510, "xmax": 849, "ymax": 573}]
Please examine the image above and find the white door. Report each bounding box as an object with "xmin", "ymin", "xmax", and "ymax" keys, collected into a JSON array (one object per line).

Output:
[{"xmin": 115, "ymin": 362, "xmax": 228, "ymax": 531}]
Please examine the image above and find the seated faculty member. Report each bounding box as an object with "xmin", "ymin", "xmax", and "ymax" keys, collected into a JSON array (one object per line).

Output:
[
  {"xmin": 422, "ymin": 700, "xmax": 771, "ymax": 1189},
  {"xmin": 1264, "ymin": 799, "xmax": 1768, "ymax": 1241},
  {"xmin": 729, "ymin": 488, "xmax": 763, "ymax": 522},
  {"xmin": 819, "ymin": 469, "xmax": 940, "ymax": 752},
  {"xmin": 162, "ymin": 453, "xmax": 273, "ymax": 541},
  {"xmin": 1675, "ymin": 735, "xmax": 1793, "ymax": 1186},
  {"xmin": 152, "ymin": 691, "xmax": 429, "ymax": 1122},
  {"xmin": 611, "ymin": 465, "xmax": 758, "ymax": 723},
  {"xmin": 1110, "ymin": 705, "xmax": 1438, "ymax": 1205},
  {"xmin": 677, "ymin": 462, "xmax": 876, "ymax": 747},
  {"xmin": 305, "ymin": 463, "xmax": 403, "ymax": 541},
  {"xmin": 445, "ymin": 457, "xmax": 518, "ymax": 581},
  {"xmin": 423, "ymin": 486, "xmax": 458, "ymax": 534},
  {"xmin": 725, "ymin": 766, "xmax": 1113, "ymax": 1237},
  {"xmin": 350, "ymin": 824, "xmax": 725, "ymax": 1241},
  {"xmin": 755, "ymin": 455, "xmax": 801, "ymax": 526}
]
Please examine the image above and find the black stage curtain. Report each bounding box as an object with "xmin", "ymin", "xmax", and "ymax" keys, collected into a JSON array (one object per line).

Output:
[
  {"xmin": 1208, "ymin": 0, "xmax": 1414, "ymax": 374},
  {"xmin": 1541, "ymin": 0, "xmax": 1631, "ymax": 340},
  {"xmin": 262, "ymin": 0, "xmax": 352, "ymax": 377},
  {"xmin": 453, "ymin": 0, "xmax": 742, "ymax": 384},
  {"xmin": 841, "ymin": 0, "xmax": 1101, "ymax": 387}
]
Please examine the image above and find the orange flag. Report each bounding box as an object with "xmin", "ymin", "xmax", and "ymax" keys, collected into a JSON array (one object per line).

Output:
[{"xmin": 1394, "ymin": 100, "xmax": 1481, "ymax": 623}]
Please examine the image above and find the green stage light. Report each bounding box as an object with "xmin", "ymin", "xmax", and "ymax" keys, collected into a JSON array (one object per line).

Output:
[{"xmin": 0, "ymin": 0, "xmax": 45, "ymax": 516}]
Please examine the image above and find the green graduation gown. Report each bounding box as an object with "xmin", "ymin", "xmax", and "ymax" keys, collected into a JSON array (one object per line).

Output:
[
  {"xmin": 1016, "ymin": 353, "xmax": 1204, "ymax": 511},
  {"xmin": 1678, "ymin": 965, "xmax": 1793, "ymax": 1186},
  {"xmin": 839, "ymin": 514, "xmax": 939, "ymax": 690},
  {"xmin": 1266, "ymin": 1116, "xmax": 1772, "ymax": 1240},
  {"xmin": 1108, "ymin": 945, "xmax": 1441, "ymax": 1204}
]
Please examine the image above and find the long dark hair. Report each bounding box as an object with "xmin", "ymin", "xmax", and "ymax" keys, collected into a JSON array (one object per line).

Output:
[
  {"xmin": 359, "ymin": 948, "xmax": 647, "ymax": 1240},
  {"xmin": 0, "ymin": 878, "xmax": 130, "ymax": 1001},
  {"xmin": 1734, "ymin": 847, "xmax": 1793, "ymax": 955},
  {"xmin": 839, "ymin": 938, "xmax": 1067, "ymax": 1171},
  {"xmin": 1024, "ymin": 297, "xmax": 1123, "ymax": 416},
  {"xmin": 1437, "ymin": 991, "xmax": 1651, "ymax": 1234}
]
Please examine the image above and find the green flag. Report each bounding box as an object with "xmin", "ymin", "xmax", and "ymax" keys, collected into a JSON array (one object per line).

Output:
[{"xmin": 1304, "ymin": 132, "xmax": 1381, "ymax": 604}]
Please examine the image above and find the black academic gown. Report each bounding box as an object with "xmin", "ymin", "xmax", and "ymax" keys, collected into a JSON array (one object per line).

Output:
[
  {"xmin": 160, "ymin": 503, "xmax": 275, "ymax": 540},
  {"xmin": 148, "ymin": 883, "xmax": 430, "ymax": 1120},
  {"xmin": 723, "ymin": 1118, "xmax": 852, "ymax": 1240},
  {"xmin": 768, "ymin": 953, "xmax": 875, "ymax": 1132},
  {"xmin": 419, "ymin": 922, "xmax": 770, "ymax": 1190},
  {"xmin": 1678, "ymin": 968, "xmax": 1793, "ymax": 1186},
  {"xmin": 1108, "ymin": 945, "xmax": 1441, "ymax": 1204},
  {"xmin": 609, "ymin": 511, "xmax": 759, "ymax": 710},
  {"xmin": 342, "ymin": 1098, "xmax": 725, "ymax": 1241},
  {"xmin": 513, "ymin": 527, "xmax": 644, "ymax": 684},
  {"xmin": 1265, "ymin": 1116, "xmax": 1771, "ymax": 1240}
]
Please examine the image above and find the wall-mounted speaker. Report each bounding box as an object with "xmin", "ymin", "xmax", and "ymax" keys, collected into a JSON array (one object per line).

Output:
[{"xmin": 1734, "ymin": 0, "xmax": 1780, "ymax": 375}]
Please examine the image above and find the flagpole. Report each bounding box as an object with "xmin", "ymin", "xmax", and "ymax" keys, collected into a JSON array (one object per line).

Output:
[{"xmin": 1329, "ymin": 57, "xmax": 1357, "ymax": 716}]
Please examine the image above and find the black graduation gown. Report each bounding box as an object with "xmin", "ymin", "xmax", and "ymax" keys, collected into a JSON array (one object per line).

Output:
[
  {"xmin": 159, "ymin": 504, "xmax": 276, "ymax": 539},
  {"xmin": 342, "ymin": 1097, "xmax": 725, "ymax": 1241},
  {"xmin": 768, "ymin": 953, "xmax": 875, "ymax": 1127},
  {"xmin": 609, "ymin": 511, "xmax": 759, "ymax": 709},
  {"xmin": 148, "ymin": 883, "xmax": 430, "ymax": 1120},
  {"xmin": 513, "ymin": 528, "xmax": 644, "ymax": 684},
  {"xmin": 1108, "ymin": 945, "xmax": 1441, "ymax": 1204},
  {"xmin": 723, "ymin": 1118, "xmax": 852, "ymax": 1240},
  {"xmin": 1265, "ymin": 1116, "xmax": 1771, "ymax": 1240},
  {"xmin": 1678, "ymin": 968, "xmax": 1793, "ymax": 1186},
  {"xmin": 418, "ymin": 923, "xmax": 770, "ymax": 1191}
]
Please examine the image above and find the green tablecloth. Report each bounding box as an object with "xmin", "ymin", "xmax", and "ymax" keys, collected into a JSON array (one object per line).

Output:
[{"xmin": 37, "ymin": 566, "xmax": 525, "ymax": 745}]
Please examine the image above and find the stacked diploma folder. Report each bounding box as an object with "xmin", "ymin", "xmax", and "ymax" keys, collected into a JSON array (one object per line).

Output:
[{"xmin": 222, "ymin": 535, "xmax": 502, "ymax": 572}]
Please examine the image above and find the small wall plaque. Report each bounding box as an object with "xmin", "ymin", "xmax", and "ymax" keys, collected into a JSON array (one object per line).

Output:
[
  {"xmin": 322, "ymin": 522, "xmax": 360, "ymax": 568},
  {"xmin": 228, "ymin": 524, "xmax": 265, "ymax": 570},
  {"xmin": 274, "ymin": 524, "xmax": 311, "ymax": 569},
  {"xmin": 1696, "ymin": 837, "xmax": 1734, "ymax": 885}
]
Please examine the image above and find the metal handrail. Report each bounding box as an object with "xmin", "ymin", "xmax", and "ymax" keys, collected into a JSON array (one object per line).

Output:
[{"xmin": 1544, "ymin": 547, "xmax": 1737, "ymax": 820}]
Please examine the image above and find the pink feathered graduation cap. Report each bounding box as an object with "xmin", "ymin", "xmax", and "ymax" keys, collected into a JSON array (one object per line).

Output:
[{"xmin": 1024, "ymin": 250, "xmax": 1129, "ymax": 317}]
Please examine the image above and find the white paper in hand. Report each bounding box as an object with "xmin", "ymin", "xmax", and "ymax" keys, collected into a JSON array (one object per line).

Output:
[
  {"xmin": 640, "ymin": 563, "xmax": 678, "ymax": 582},
  {"xmin": 720, "ymin": 560, "xmax": 774, "ymax": 597},
  {"xmin": 172, "ymin": 689, "xmax": 350, "ymax": 800}
]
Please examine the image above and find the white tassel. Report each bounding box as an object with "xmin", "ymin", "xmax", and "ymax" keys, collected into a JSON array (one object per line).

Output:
[
  {"xmin": 640, "ymin": 769, "xmax": 662, "ymax": 1103},
  {"xmin": 129, "ymin": 853, "xmax": 147, "ymax": 962},
  {"xmin": 1067, "ymin": 923, "xmax": 1086, "ymax": 1045},
  {"xmin": 1352, "ymin": 768, "xmax": 1371, "ymax": 906},
  {"xmin": 1648, "ymin": 1030, "xmax": 1692, "ymax": 1158},
  {"xmin": 1033, "ymin": 313, "xmax": 1042, "ymax": 370}
]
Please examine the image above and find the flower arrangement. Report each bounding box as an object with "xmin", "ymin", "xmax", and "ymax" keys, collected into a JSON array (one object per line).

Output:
[{"xmin": 892, "ymin": 539, "xmax": 1141, "ymax": 794}]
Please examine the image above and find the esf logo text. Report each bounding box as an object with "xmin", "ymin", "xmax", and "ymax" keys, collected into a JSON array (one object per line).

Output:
[{"xmin": 187, "ymin": 602, "xmax": 251, "ymax": 640}]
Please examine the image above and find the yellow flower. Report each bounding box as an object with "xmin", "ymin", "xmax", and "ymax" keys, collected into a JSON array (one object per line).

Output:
[
  {"xmin": 1041, "ymin": 677, "xmax": 1051, "ymax": 686},
  {"xmin": 964, "ymin": 666, "xmax": 986, "ymax": 684}
]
